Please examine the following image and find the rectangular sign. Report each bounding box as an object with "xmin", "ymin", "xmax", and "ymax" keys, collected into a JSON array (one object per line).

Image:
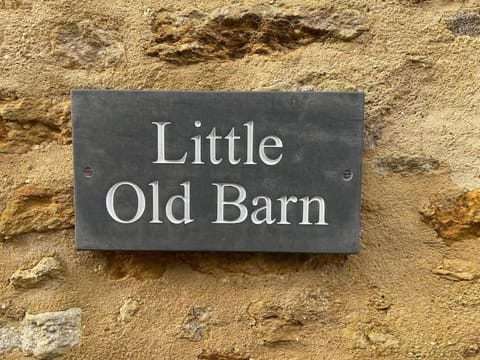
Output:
[{"xmin": 72, "ymin": 90, "xmax": 363, "ymax": 253}]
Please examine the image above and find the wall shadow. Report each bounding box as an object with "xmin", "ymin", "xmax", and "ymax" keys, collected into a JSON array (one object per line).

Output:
[{"xmin": 96, "ymin": 251, "xmax": 349, "ymax": 279}]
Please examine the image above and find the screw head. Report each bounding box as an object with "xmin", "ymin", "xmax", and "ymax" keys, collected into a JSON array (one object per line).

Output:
[
  {"xmin": 343, "ymin": 169, "xmax": 353, "ymax": 181},
  {"xmin": 83, "ymin": 167, "xmax": 93, "ymax": 177}
]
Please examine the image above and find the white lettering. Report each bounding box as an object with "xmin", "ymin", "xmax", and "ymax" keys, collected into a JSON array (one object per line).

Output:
[
  {"xmin": 299, "ymin": 196, "xmax": 328, "ymax": 225},
  {"xmin": 149, "ymin": 180, "xmax": 162, "ymax": 223},
  {"xmin": 212, "ymin": 183, "xmax": 248, "ymax": 224},
  {"xmin": 251, "ymin": 196, "xmax": 275, "ymax": 224},
  {"xmin": 259, "ymin": 136, "xmax": 283, "ymax": 165},
  {"xmin": 165, "ymin": 181, "xmax": 193, "ymax": 224},
  {"xmin": 191, "ymin": 135, "xmax": 204, "ymax": 164},
  {"xmin": 277, "ymin": 196, "xmax": 298, "ymax": 225},
  {"xmin": 152, "ymin": 122, "xmax": 187, "ymax": 164},
  {"xmin": 206, "ymin": 128, "xmax": 222, "ymax": 165},
  {"xmin": 106, "ymin": 182, "xmax": 145, "ymax": 224},
  {"xmin": 244, "ymin": 121, "xmax": 257, "ymax": 165},
  {"xmin": 225, "ymin": 128, "xmax": 241, "ymax": 165}
]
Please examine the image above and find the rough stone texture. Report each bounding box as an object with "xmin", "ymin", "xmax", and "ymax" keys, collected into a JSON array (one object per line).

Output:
[
  {"xmin": 147, "ymin": 5, "xmax": 368, "ymax": 64},
  {"xmin": 102, "ymin": 252, "xmax": 167, "ymax": 280},
  {"xmin": 375, "ymin": 155, "xmax": 440, "ymax": 174},
  {"xmin": 247, "ymin": 290, "xmax": 331, "ymax": 345},
  {"xmin": 51, "ymin": 20, "xmax": 124, "ymax": 69},
  {"xmin": 0, "ymin": 308, "xmax": 81, "ymax": 359},
  {"xmin": 0, "ymin": 184, "xmax": 74, "ymax": 239},
  {"xmin": 420, "ymin": 189, "xmax": 480, "ymax": 243},
  {"xmin": 197, "ymin": 349, "xmax": 252, "ymax": 360},
  {"xmin": 117, "ymin": 298, "xmax": 140, "ymax": 323},
  {"xmin": 9, "ymin": 257, "xmax": 62, "ymax": 288},
  {"xmin": 0, "ymin": 302, "xmax": 25, "ymax": 325},
  {"xmin": 182, "ymin": 252, "xmax": 345, "ymax": 275},
  {"xmin": 0, "ymin": 0, "xmax": 32, "ymax": 10},
  {"xmin": 447, "ymin": 10, "xmax": 480, "ymax": 37},
  {"xmin": 366, "ymin": 331, "xmax": 400, "ymax": 354},
  {"xmin": 179, "ymin": 307, "xmax": 211, "ymax": 342},
  {"xmin": 0, "ymin": 0, "xmax": 480, "ymax": 359},
  {"xmin": 342, "ymin": 315, "xmax": 400, "ymax": 355},
  {"xmin": 0, "ymin": 98, "xmax": 71, "ymax": 154},
  {"xmin": 432, "ymin": 258, "xmax": 479, "ymax": 281},
  {"xmin": 464, "ymin": 343, "xmax": 480, "ymax": 357}
]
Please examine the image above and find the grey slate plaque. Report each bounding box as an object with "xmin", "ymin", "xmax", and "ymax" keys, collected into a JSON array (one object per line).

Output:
[{"xmin": 72, "ymin": 90, "xmax": 363, "ymax": 253}]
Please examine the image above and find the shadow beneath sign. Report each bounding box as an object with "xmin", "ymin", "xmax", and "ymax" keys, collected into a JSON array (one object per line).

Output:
[{"xmin": 97, "ymin": 251, "xmax": 348, "ymax": 279}]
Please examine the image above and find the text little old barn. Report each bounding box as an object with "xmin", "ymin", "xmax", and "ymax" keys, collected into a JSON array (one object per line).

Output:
[{"xmin": 105, "ymin": 120, "xmax": 328, "ymax": 226}]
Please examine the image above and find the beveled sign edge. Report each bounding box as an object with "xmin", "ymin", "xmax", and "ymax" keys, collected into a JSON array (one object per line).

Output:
[{"xmin": 71, "ymin": 89, "xmax": 364, "ymax": 254}]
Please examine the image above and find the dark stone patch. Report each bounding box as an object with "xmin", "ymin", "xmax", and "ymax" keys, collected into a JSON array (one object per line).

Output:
[
  {"xmin": 375, "ymin": 156, "xmax": 440, "ymax": 174},
  {"xmin": 198, "ymin": 350, "xmax": 251, "ymax": 360},
  {"xmin": 447, "ymin": 10, "xmax": 480, "ymax": 37}
]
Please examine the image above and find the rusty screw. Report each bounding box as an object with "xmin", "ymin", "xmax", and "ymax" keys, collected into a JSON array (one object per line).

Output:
[{"xmin": 83, "ymin": 167, "xmax": 93, "ymax": 177}]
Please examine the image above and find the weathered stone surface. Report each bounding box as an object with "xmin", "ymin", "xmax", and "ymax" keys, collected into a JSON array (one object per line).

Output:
[
  {"xmin": 0, "ymin": 0, "xmax": 32, "ymax": 9},
  {"xmin": 368, "ymin": 295, "xmax": 392, "ymax": 311},
  {"xmin": 248, "ymin": 301, "xmax": 302, "ymax": 344},
  {"xmin": 343, "ymin": 319, "xmax": 399, "ymax": 354},
  {"xmin": 9, "ymin": 257, "xmax": 62, "ymax": 288},
  {"xmin": 21, "ymin": 308, "xmax": 81, "ymax": 359},
  {"xmin": 182, "ymin": 253, "xmax": 345, "ymax": 275},
  {"xmin": 179, "ymin": 307, "xmax": 211, "ymax": 342},
  {"xmin": 420, "ymin": 189, "xmax": 480, "ymax": 243},
  {"xmin": 147, "ymin": 5, "xmax": 368, "ymax": 64},
  {"xmin": 464, "ymin": 343, "xmax": 480, "ymax": 357},
  {"xmin": 51, "ymin": 20, "xmax": 124, "ymax": 69},
  {"xmin": 375, "ymin": 155, "xmax": 440, "ymax": 174},
  {"xmin": 0, "ymin": 327, "xmax": 18, "ymax": 354},
  {"xmin": 117, "ymin": 298, "xmax": 139, "ymax": 323},
  {"xmin": 342, "ymin": 324, "xmax": 369, "ymax": 349},
  {"xmin": 198, "ymin": 349, "xmax": 251, "ymax": 360},
  {"xmin": 432, "ymin": 258, "xmax": 479, "ymax": 281},
  {"xmin": 366, "ymin": 331, "xmax": 400, "ymax": 353},
  {"xmin": 447, "ymin": 10, "xmax": 480, "ymax": 37},
  {"xmin": 102, "ymin": 252, "xmax": 167, "ymax": 280},
  {"xmin": 247, "ymin": 291, "xmax": 330, "ymax": 345},
  {"xmin": 0, "ymin": 98, "xmax": 71, "ymax": 154},
  {"xmin": 2, "ymin": 0, "xmax": 480, "ymax": 358},
  {"xmin": 0, "ymin": 185, "xmax": 74, "ymax": 240},
  {"xmin": 0, "ymin": 302, "xmax": 25, "ymax": 326},
  {"xmin": 0, "ymin": 308, "xmax": 81, "ymax": 359}
]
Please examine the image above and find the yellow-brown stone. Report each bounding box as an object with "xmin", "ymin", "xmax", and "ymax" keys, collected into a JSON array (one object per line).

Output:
[
  {"xmin": 421, "ymin": 189, "xmax": 480, "ymax": 243},
  {"xmin": 0, "ymin": 184, "xmax": 74, "ymax": 239}
]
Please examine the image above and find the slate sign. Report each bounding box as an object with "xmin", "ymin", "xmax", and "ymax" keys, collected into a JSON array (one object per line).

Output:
[{"xmin": 72, "ymin": 90, "xmax": 364, "ymax": 253}]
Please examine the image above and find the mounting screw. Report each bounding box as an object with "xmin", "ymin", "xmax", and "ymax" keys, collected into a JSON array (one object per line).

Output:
[
  {"xmin": 343, "ymin": 169, "xmax": 353, "ymax": 181},
  {"xmin": 83, "ymin": 167, "xmax": 93, "ymax": 177}
]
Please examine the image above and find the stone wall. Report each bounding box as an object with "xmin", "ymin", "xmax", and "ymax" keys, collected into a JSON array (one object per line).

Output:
[{"xmin": 1, "ymin": 0, "xmax": 480, "ymax": 359}]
